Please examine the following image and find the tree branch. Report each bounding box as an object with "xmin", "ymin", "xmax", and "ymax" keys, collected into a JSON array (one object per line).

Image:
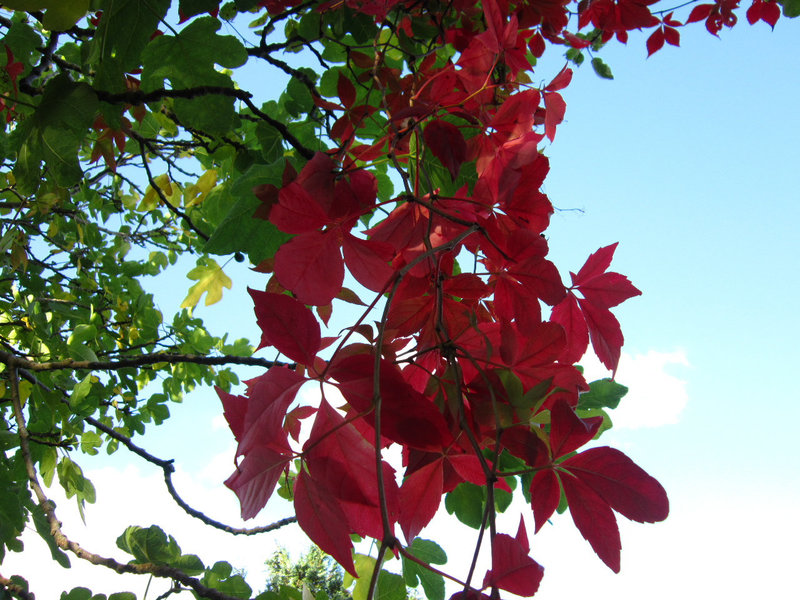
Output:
[
  {"xmin": 6, "ymin": 366, "xmax": 282, "ymax": 600},
  {"xmin": 0, "ymin": 349, "xmax": 289, "ymax": 372}
]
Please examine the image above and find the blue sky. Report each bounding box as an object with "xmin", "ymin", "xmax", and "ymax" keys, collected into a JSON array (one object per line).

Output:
[{"xmin": 5, "ymin": 12, "xmax": 800, "ymax": 600}]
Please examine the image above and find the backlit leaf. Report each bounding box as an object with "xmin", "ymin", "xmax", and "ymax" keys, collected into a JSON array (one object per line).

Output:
[{"xmin": 180, "ymin": 258, "xmax": 232, "ymax": 308}]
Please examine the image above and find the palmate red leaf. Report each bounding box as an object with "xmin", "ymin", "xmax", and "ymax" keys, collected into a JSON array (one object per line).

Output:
[
  {"xmin": 225, "ymin": 446, "xmax": 291, "ymax": 520},
  {"xmin": 294, "ymin": 469, "xmax": 357, "ymax": 577},
  {"xmin": 249, "ymin": 289, "xmax": 321, "ymax": 363},
  {"xmin": 399, "ymin": 458, "xmax": 443, "ymax": 542},
  {"xmin": 545, "ymin": 65, "xmax": 573, "ymax": 92},
  {"xmin": 560, "ymin": 472, "xmax": 622, "ymax": 573},
  {"xmin": 482, "ymin": 523, "xmax": 544, "ymax": 596},
  {"xmin": 577, "ymin": 297, "xmax": 624, "ymax": 373},
  {"xmin": 423, "ymin": 119, "xmax": 468, "ymax": 180},
  {"xmin": 274, "ymin": 229, "xmax": 344, "ymax": 306},
  {"xmin": 550, "ymin": 292, "xmax": 589, "ymax": 365},
  {"xmin": 562, "ymin": 447, "xmax": 669, "ymax": 523},
  {"xmin": 270, "ymin": 181, "xmax": 330, "ymax": 234}
]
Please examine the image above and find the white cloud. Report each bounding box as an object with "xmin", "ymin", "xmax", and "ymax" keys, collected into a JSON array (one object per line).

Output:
[{"xmin": 580, "ymin": 349, "xmax": 690, "ymax": 429}]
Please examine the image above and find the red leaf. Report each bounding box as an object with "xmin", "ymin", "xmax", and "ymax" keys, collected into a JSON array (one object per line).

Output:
[
  {"xmin": 561, "ymin": 473, "xmax": 621, "ymax": 572},
  {"xmin": 646, "ymin": 27, "xmax": 665, "ymax": 57},
  {"xmin": 216, "ymin": 386, "xmax": 247, "ymax": 442},
  {"xmin": 543, "ymin": 91, "xmax": 566, "ymax": 141},
  {"xmin": 329, "ymin": 353, "xmax": 454, "ymax": 451},
  {"xmin": 423, "ymin": 119, "xmax": 468, "ymax": 180},
  {"xmin": 399, "ymin": 458, "xmax": 443, "ymax": 542},
  {"xmin": 284, "ymin": 405, "xmax": 316, "ymax": 442},
  {"xmin": 572, "ymin": 243, "xmax": 618, "ymax": 285},
  {"xmin": 550, "ymin": 293, "xmax": 589, "ymax": 365},
  {"xmin": 576, "ymin": 271, "xmax": 641, "ymax": 309},
  {"xmin": 304, "ymin": 400, "xmax": 398, "ymax": 540},
  {"xmin": 270, "ymin": 181, "xmax": 330, "ymax": 234},
  {"xmin": 274, "ymin": 230, "xmax": 344, "ymax": 306},
  {"xmin": 562, "ymin": 447, "xmax": 669, "ymax": 523},
  {"xmin": 225, "ymin": 446, "xmax": 291, "ymax": 520},
  {"xmin": 249, "ymin": 289, "xmax": 321, "ymax": 363},
  {"xmin": 342, "ymin": 233, "xmax": 395, "ymax": 293},
  {"xmin": 664, "ymin": 26, "xmax": 681, "ymax": 46},
  {"xmin": 294, "ymin": 470, "xmax": 357, "ymax": 576},
  {"xmin": 238, "ymin": 367, "xmax": 307, "ymax": 456},
  {"xmin": 337, "ymin": 72, "xmax": 356, "ymax": 108},
  {"xmin": 577, "ymin": 297, "xmax": 624, "ymax": 373},
  {"xmin": 686, "ymin": 3, "xmax": 714, "ymax": 23},
  {"xmin": 550, "ymin": 399, "xmax": 602, "ymax": 458},
  {"xmin": 545, "ymin": 65, "xmax": 573, "ymax": 92},
  {"xmin": 482, "ymin": 530, "xmax": 544, "ymax": 596},
  {"xmin": 530, "ymin": 469, "xmax": 561, "ymax": 532}
]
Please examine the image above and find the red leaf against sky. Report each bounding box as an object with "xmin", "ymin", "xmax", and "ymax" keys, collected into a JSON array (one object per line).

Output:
[
  {"xmin": 225, "ymin": 445, "xmax": 291, "ymax": 520},
  {"xmin": 294, "ymin": 469, "xmax": 358, "ymax": 576},
  {"xmin": 216, "ymin": 386, "xmax": 247, "ymax": 442},
  {"xmin": 562, "ymin": 447, "xmax": 669, "ymax": 523},
  {"xmin": 573, "ymin": 243, "xmax": 618, "ymax": 283},
  {"xmin": 482, "ymin": 521, "xmax": 544, "ymax": 596},
  {"xmin": 550, "ymin": 293, "xmax": 589, "ymax": 365},
  {"xmin": 543, "ymin": 91, "xmax": 566, "ymax": 141},
  {"xmin": 578, "ymin": 297, "xmax": 624, "ymax": 372},
  {"xmin": 560, "ymin": 472, "xmax": 622, "ymax": 572},
  {"xmin": 424, "ymin": 119, "xmax": 468, "ymax": 181},
  {"xmin": 249, "ymin": 289, "xmax": 321, "ymax": 364},
  {"xmin": 575, "ymin": 271, "xmax": 641, "ymax": 309},
  {"xmin": 237, "ymin": 367, "xmax": 307, "ymax": 457}
]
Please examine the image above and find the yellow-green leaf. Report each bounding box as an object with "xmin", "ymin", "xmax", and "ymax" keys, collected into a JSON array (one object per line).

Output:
[{"xmin": 180, "ymin": 258, "xmax": 232, "ymax": 308}]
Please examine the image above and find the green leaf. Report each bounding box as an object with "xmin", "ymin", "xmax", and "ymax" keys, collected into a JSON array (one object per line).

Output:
[
  {"xmin": 179, "ymin": 0, "xmax": 221, "ymax": 19},
  {"xmin": 402, "ymin": 539, "xmax": 446, "ymax": 600},
  {"xmin": 778, "ymin": 0, "xmax": 800, "ymax": 17},
  {"xmin": 577, "ymin": 378, "xmax": 628, "ymax": 410},
  {"xmin": 31, "ymin": 504, "xmax": 71, "ymax": 568},
  {"xmin": 69, "ymin": 375, "xmax": 97, "ymax": 416},
  {"xmin": 108, "ymin": 593, "xmax": 137, "ymax": 600},
  {"xmin": 41, "ymin": 0, "xmax": 90, "ymax": 31},
  {"xmin": 173, "ymin": 553, "xmax": 205, "ymax": 576},
  {"xmin": 141, "ymin": 16, "xmax": 247, "ymax": 133},
  {"xmin": 180, "ymin": 257, "xmax": 232, "ymax": 308},
  {"xmin": 201, "ymin": 560, "xmax": 252, "ymax": 598},
  {"xmin": 375, "ymin": 571, "xmax": 406, "ymax": 600},
  {"xmin": 116, "ymin": 525, "xmax": 182, "ymax": 565},
  {"xmin": 14, "ymin": 76, "xmax": 99, "ymax": 192},
  {"xmin": 444, "ymin": 482, "xmax": 484, "ymax": 529},
  {"xmin": 92, "ymin": 0, "xmax": 170, "ymax": 90},
  {"xmin": 202, "ymin": 162, "xmax": 291, "ymax": 262},
  {"xmin": 591, "ymin": 57, "xmax": 614, "ymax": 79}
]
